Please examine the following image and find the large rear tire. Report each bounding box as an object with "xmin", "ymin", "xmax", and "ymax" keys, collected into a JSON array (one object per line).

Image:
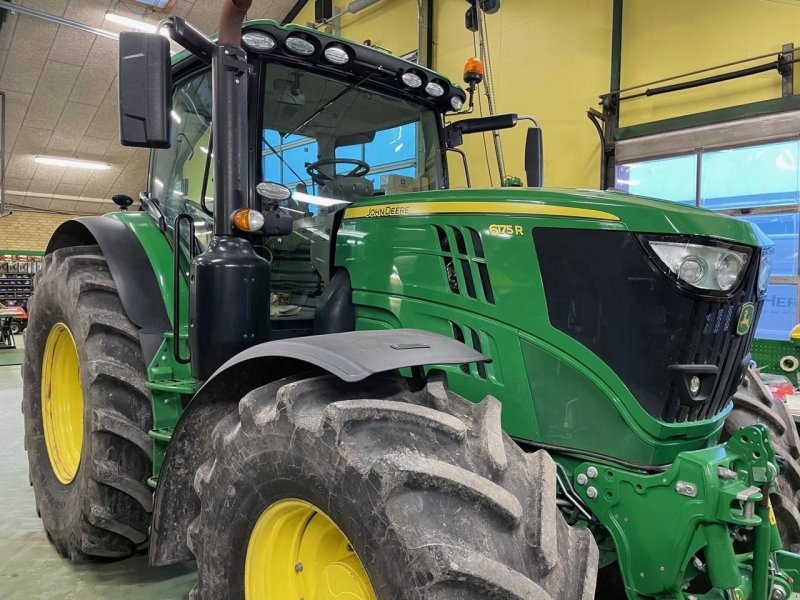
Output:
[
  {"xmin": 188, "ymin": 372, "xmax": 598, "ymax": 599},
  {"xmin": 725, "ymin": 367, "xmax": 800, "ymax": 551},
  {"xmin": 22, "ymin": 245, "xmax": 153, "ymax": 559}
]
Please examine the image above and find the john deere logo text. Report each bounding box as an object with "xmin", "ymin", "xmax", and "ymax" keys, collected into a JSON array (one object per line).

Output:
[
  {"xmin": 366, "ymin": 206, "xmax": 411, "ymax": 218},
  {"xmin": 736, "ymin": 303, "xmax": 755, "ymax": 336}
]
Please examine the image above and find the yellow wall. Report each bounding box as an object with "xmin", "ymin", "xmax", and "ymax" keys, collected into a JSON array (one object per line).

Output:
[
  {"xmin": 620, "ymin": 0, "xmax": 800, "ymax": 128},
  {"xmin": 435, "ymin": 0, "xmax": 612, "ymax": 189},
  {"xmin": 294, "ymin": 1, "xmax": 418, "ymax": 55},
  {"xmin": 0, "ymin": 212, "xmax": 71, "ymax": 252},
  {"xmin": 291, "ymin": 0, "xmax": 613, "ymax": 189}
]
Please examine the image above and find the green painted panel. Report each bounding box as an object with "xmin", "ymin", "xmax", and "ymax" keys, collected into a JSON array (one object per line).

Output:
[{"xmin": 336, "ymin": 188, "xmax": 767, "ymax": 464}]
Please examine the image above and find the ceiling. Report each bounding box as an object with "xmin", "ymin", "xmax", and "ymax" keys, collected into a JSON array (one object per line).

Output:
[{"xmin": 0, "ymin": 0, "xmax": 302, "ymax": 215}]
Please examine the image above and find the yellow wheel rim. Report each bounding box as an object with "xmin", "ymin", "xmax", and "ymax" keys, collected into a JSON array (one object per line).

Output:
[
  {"xmin": 41, "ymin": 322, "xmax": 84, "ymax": 484},
  {"xmin": 245, "ymin": 499, "xmax": 377, "ymax": 600}
]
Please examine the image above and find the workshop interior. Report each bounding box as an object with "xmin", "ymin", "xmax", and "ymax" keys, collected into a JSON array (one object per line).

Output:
[{"xmin": 1, "ymin": 1, "xmax": 800, "ymax": 599}]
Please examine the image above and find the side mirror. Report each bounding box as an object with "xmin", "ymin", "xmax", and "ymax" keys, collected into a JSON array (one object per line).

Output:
[
  {"xmin": 525, "ymin": 127, "xmax": 544, "ymax": 187},
  {"xmin": 118, "ymin": 32, "xmax": 173, "ymax": 148}
]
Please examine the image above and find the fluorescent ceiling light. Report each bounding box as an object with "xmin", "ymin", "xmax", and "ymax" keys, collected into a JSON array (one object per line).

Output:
[
  {"xmin": 35, "ymin": 156, "xmax": 111, "ymax": 170},
  {"xmin": 104, "ymin": 12, "xmax": 158, "ymax": 33}
]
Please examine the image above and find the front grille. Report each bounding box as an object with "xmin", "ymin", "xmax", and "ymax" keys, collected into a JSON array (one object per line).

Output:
[
  {"xmin": 534, "ymin": 228, "xmax": 761, "ymax": 424},
  {"xmin": 668, "ymin": 270, "xmax": 760, "ymax": 422}
]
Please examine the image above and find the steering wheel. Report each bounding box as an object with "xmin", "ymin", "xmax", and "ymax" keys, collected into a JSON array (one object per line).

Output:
[{"xmin": 305, "ymin": 158, "xmax": 370, "ymax": 186}]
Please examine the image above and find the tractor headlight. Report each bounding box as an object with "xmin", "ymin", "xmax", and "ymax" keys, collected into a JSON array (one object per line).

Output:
[
  {"xmin": 647, "ymin": 239, "xmax": 751, "ymax": 293},
  {"xmin": 425, "ymin": 81, "xmax": 445, "ymax": 97},
  {"xmin": 758, "ymin": 247, "xmax": 774, "ymax": 295},
  {"xmin": 285, "ymin": 35, "xmax": 315, "ymax": 56},
  {"xmin": 242, "ymin": 31, "xmax": 276, "ymax": 51},
  {"xmin": 401, "ymin": 71, "xmax": 423, "ymax": 88},
  {"xmin": 323, "ymin": 45, "xmax": 350, "ymax": 65}
]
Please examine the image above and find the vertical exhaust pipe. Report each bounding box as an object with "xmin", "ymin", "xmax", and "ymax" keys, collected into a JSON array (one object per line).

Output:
[
  {"xmin": 190, "ymin": 0, "xmax": 271, "ymax": 380},
  {"xmin": 218, "ymin": 0, "xmax": 253, "ymax": 46}
]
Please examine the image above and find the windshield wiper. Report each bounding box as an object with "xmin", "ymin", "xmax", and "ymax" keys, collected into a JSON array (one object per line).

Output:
[
  {"xmin": 286, "ymin": 73, "xmax": 373, "ymax": 138},
  {"xmin": 262, "ymin": 132, "xmax": 307, "ymax": 185}
]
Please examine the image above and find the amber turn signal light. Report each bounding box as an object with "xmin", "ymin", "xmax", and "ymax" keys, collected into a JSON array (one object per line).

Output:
[{"xmin": 231, "ymin": 208, "xmax": 265, "ymax": 233}]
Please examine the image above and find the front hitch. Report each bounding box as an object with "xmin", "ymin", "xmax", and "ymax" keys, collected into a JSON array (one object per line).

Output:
[{"xmin": 573, "ymin": 424, "xmax": 798, "ymax": 598}]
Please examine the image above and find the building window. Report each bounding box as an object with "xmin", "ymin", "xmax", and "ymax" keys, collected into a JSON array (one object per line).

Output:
[{"xmin": 615, "ymin": 138, "xmax": 800, "ymax": 341}]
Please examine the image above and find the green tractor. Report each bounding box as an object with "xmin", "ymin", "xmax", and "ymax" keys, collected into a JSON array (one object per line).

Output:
[{"xmin": 21, "ymin": 1, "xmax": 800, "ymax": 598}]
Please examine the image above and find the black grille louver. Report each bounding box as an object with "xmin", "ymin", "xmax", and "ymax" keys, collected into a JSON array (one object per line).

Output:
[
  {"xmin": 460, "ymin": 260, "xmax": 477, "ymax": 298},
  {"xmin": 435, "ymin": 225, "xmax": 495, "ymax": 305},
  {"xmin": 450, "ymin": 320, "xmax": 488, "ymax": 379},
  {"xmin": 435, "ymin": 225, "xmax": 460, "ymax": 294},
  {"xmin": 470, "ymin": 328, "xmax": 488, "ymax": 379}
]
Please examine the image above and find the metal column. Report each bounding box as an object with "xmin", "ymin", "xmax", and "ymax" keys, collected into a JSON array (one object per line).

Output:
[
  {"xmin": 0, "ymin": 91, "xmax": 7, "ymax": 218},
  {"xmin": 418, "ymin": 0, "xmax": 433, "ymax": 69}
]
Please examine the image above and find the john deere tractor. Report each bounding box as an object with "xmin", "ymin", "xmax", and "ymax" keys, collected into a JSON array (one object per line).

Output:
[{"xmin": 21, "ymin": 1, "xmax": 800, "ymax": 598}]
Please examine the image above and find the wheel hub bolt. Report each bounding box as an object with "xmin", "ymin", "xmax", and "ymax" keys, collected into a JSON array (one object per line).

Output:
[
  {"xmin": 587, "ymin": 466, "xmax": 598, "ymax": 479},
  {"xmin": 576, "ymin": 473, "xmax": 588, "ymax": 485},
  {"xmin": 586, "ymin": 486, "xmax": 598, "ymax": 499}
]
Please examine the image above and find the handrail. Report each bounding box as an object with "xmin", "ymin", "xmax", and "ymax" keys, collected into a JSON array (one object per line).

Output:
[{"xmin": 172, "ymin": 214, "xmax": 195, "ymax": 364}]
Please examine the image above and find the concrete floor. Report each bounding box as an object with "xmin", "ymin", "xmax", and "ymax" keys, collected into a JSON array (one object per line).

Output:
[{"xmin": 0, "ymin": 356, "xmax": 197, "ymax": 599}]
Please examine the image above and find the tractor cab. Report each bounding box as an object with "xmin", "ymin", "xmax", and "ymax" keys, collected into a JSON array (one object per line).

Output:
[{"xmin": 139, "ymin": 21, "xmax": 468, "ymax": 346}]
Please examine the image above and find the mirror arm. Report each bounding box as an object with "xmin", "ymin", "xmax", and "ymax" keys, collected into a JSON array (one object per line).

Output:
[
  {"xmin": 446, "ymin": 147, "xmax": 472, "ymax": 188},
  {"xmin": 161, "ymin": 17, "xmax": 216, "ymax": 64},
  {"xmin": 448, "ymin": 113, "xmax": 518, "ymax": 137},
  {"xmin": 518, "ymin": 115, "xmax": 540, "ymax": 128}
]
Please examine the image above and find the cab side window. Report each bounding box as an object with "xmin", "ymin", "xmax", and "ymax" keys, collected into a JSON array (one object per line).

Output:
[{"xmin": 149, "ymin": 69, "xmax": 214, "ymax": 248}]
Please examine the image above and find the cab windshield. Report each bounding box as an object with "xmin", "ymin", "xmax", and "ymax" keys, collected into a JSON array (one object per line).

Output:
[
  {"xmin": 149, "ymin": 62, "xmax": 444, "ymax": 243},
  {"xmin": 261, "ymin": 62, "xmax": 444, "ymax": 199}
]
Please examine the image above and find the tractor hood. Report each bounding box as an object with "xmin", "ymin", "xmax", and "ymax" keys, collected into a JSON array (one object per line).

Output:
[{"xmin": 344, "ymin": 188, "xmax": 773, "ymax": 249}]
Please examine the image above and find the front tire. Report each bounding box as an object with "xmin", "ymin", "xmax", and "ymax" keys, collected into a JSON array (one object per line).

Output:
[
  {"xmin": 725, "ymin": 367, "xmax": 800, "ymax": 551},
  {"xmin": 22, "ymin": 245, "xmax": 153, "ymax": 559},
  {"xmin": 188, "ymin": 372, "xmax": 599, "ymax": 599}
]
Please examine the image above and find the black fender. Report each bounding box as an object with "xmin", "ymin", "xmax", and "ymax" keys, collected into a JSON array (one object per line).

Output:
[
  {"xmin": 149, "ymin": 328, "xmax": 487, "ymax": 566},
  {"xmin": 46, "ymin": 217, "xmax": 171, "ymax": 363}
]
